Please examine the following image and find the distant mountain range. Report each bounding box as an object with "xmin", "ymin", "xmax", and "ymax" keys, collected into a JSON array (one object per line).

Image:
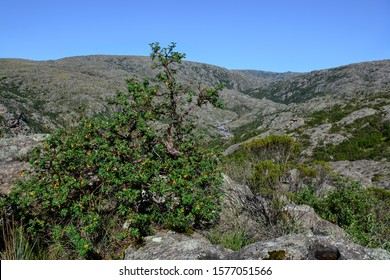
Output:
[{"xmin": 1, "ymin": 56, "xmax": 389, "ymax": 140}]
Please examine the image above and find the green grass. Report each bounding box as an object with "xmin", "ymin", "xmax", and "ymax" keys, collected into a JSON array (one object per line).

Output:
[{"xmin": 206, "ymin": 227, "xmax": 253, "ymax": 251}]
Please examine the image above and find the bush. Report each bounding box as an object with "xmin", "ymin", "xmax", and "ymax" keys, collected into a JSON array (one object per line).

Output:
[
  {"xmin": 223, "ymin": 135, "xmax": 302, "ymax": 227},
  {"xmin": 244, "ymin": 134, "xmax": 298, "ymax": 165},
  {"xmin": 293, "ymin": 180, "xmax": 390, "ymax": 250},
  {"xmin": 223, "ymin": 135, "xmax": 298, "ymax": 190},
  {"xmin": 251, "ymin": 160, "xmax": 284, "ymax": 196},
  {"xmin": 1, "ymin": 43, "xmax": 224, "ymax": 259}
]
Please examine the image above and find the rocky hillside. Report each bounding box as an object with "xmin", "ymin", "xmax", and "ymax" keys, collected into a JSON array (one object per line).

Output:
[
  {"xmin": 0, "ymin": 56, "xmax": 285, "ymax": 137},
  {"xmin": 1, "ymin": 55, "xmax": 390, "ymax": 191},
  {"xmin": 1, "ymin": 55, "xmax": 389, "ymax": 259},
  {"xmin": 244, "ymin": 60, "xmax": 390, "ymax": 104}
]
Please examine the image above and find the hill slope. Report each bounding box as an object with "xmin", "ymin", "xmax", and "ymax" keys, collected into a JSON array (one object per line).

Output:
[
  {"xmin": 243, "ymin": 60, "xmax": 390, "ymax": 104},
  {"xmin": 0, "ymin": 56, "xmax": 280, "ymax": 137}
]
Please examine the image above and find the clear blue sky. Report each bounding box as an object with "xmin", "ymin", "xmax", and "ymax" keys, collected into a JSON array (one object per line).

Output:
[{"xmin": 1, "ymin": 0, "xmax": 389, "ymax": 72}]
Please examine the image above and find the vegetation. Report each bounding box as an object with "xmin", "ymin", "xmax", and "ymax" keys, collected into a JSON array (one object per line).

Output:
[
  {"xmin": 0, "ymin": 43, "xmax": 224, "ymax": 259},
  {"xmin": 1, "ymin": 45, "xmax": 390, "ymax": 259},
  {"xmin": 223, "ymin": 132, "xmax": 390, "ymax": 252},
  {"xmin": 313, "ymin": 116, "xmax": 390, "ymax": 161},
  {"xmin": 293, "ymin": 179, "xmax": 390, "ymax": 250},
  {"xmin": 206, "ymin": 226, "xmax": 253, "ymax": 251},
  {"xmin": 223, "ymin": 135, "xmax": 301, "ymax": 226}
]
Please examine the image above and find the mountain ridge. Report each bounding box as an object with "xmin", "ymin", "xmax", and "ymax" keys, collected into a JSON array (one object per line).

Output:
[
  {"xmin": 1, "ymin": 56, "xmax": 389, "ymax": 139},
  {"xmin": 1, "ymin": 54, "xmax": 390, "ymax": 259}
]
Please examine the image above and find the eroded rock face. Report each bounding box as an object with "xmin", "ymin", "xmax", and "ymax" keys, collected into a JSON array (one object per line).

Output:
[
  {"xmin": 124, "ymin": 231, "xmax": 390, "ymax": 260},
  {"xmin": 124, "ymin": 231, "xmax": 232, "ymax": 260},
  {"xmin": 124, "ymin": 175, "xmax": 390, "ymax": 260},
  {"xmin": 331, "ymin": 160, "xmax": 390, "ymax": 190},
  {"xmin": 217, "ymin": 174, "xmax": 269, "ymax": 241},
  {"xmin": 285, "ymin": 204, "xmax": 346, "ymax": 239},
  {"xmin": 0, "ymin": 134, "xmax": 48, "ymax": 194},
  {"xmin": 234, "ymin": 234, "xmax": 390, "ymax": 260},
  {"xmin": 336, "ymin": 108, "xmax": 377, "ymax": 126}
]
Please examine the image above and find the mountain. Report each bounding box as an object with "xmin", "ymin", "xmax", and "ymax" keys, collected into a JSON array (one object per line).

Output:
[
  {"xmin": 0, "ymin": 55, "xmax": 282, "ymax": 137},
  {"xmin": 2, "ymin": 55, "xmax": 390, "ymax": 186},
  {"xmin": 1, "ymin": 55, "xmax": 390, "ymax": 259},
  {"xmin": 2, "ymin": 56, "xmax": 389, "ymax": 140},
  {"xmin": 243, "ymin": 60, "xmax": 390, "ymax": 104}
]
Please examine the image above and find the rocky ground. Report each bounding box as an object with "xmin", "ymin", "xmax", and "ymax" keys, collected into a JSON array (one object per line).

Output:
[
  {"xmin": 0, "ymin": 134, "xmax": 48, "ymax": 194},
  {"xmin": 124, "ymin": 174, "xmax": 390, "ymax": 260}
]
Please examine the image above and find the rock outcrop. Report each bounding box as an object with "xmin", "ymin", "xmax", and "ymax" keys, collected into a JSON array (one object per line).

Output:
[
  {"xmin": 124, "ymin": 231, "xmax": 232, "ymax": 260},
  {"xmin": 124, "ymin": 175, "xmax": 390, "ymax": 260},
  {"xmin": 232, "ymin": 234, "xmax": 390, "ymax": 260},
  {"xmin": 0, "ymin": 134, "xmax": 48, "ymax": 194},
  {"xmin": 124, "ymin": 231, "xmax": 390, "ymax": 260}
]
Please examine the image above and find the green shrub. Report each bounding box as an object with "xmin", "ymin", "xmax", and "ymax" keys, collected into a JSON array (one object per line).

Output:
[
  {"xmin": 1, "ymin": 43, "xmax": 224, "ymax": 259},
  {"xmin": 244, "ymin": 135, "xmax": 298, "ymax": 165},
  {"xmin": 313, "ymin": 117, "xmax": 390, "ymax": 161},
  {"xmin": 223, "ymin": 135, "xmax": 298, "ymax": 189},
  {"xmin": 251, "ymin": 160, "xmax": 284, "ymax": 196},
  {"xmin": 293, "ymin": 180, "xmax": 390, "ymax": 250}
]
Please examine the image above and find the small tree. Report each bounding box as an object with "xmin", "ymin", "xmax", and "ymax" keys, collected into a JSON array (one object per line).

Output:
[{"xmin": 2, "ymin": 42, "xmax": 224, "ymax": 259}]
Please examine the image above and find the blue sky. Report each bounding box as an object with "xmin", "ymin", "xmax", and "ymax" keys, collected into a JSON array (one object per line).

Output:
[{"xmin": 1, "ymin": 0, "xmax": 389, "ymax": 72}]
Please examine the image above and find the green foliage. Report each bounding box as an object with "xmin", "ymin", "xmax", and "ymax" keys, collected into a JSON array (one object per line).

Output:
[
  {"xmin": 313, "ymin": 116, "xmax": 390, "ymax": 161},
  {"xmin": 206, "ymin": 227, "xmax": 253, "ymax": 251},
  {"xmin": 1, "ymin": 43, "xmax": 224, "ymax": 259},
  {"xmin": 244, "ymin": 134, "xmax": 299, "ymax": 165},
  {"xmin": 223, "ymin": 135, "xmax": 298, "ymax": 189},
  {"xmin": 295, "ymin": 163, "xmax": 318, "ymax": 178},
  {"xmin": 293, "ymin": 180, "xmax": 390, "ymax": 250},
  {"xmin": 251, "ymin": 160, "xmax": 284, "ymax": 196},
  {"xmin": 1, "ymin": 215, "xmax": 47, "ymax": 260},
  {"xmin": 223, "ymin": 135, "xmax": 302, "ymax": 228},
  {"xmin": 304, "ymin": 104, "xmax": 357, "ymax": 128}
]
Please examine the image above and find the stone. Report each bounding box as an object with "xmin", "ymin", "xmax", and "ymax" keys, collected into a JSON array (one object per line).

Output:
[
  {"xmin": 285, "ymin": 204, "xmax": 346, "ymax": 239},
  {"xmin": 337, "ymin": 108, "xmax": 377, "ymax": 126},
  {"xmin": 124, "ymin": 231, "xmax": 232, "ymax": 260},
  {"xmin": 216, "ymin": 174, "xmax": 269, "ymax": 241},
  {"xmin": 331, "ymin": 160, "xmax": 390, "ymax": 190},
  {"xmin": 0, "ymin": 134, "xmax": 48, "ymax": 194},
  {"xmin": 232, "ymin": 234, "xmax": 390, "ymax": 260}
]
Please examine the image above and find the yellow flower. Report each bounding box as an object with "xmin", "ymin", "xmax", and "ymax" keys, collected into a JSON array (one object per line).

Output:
[
  {"xmin": 183, "ymin": 174, "xmax": 188, "ymax": 178},
  {"xmin": 84, "ymin": 243, "xmax": 89, "ymax": 249},
  {"xmin": 29, "ymin": 191, "xmax": 35, "ymax": 196}
]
